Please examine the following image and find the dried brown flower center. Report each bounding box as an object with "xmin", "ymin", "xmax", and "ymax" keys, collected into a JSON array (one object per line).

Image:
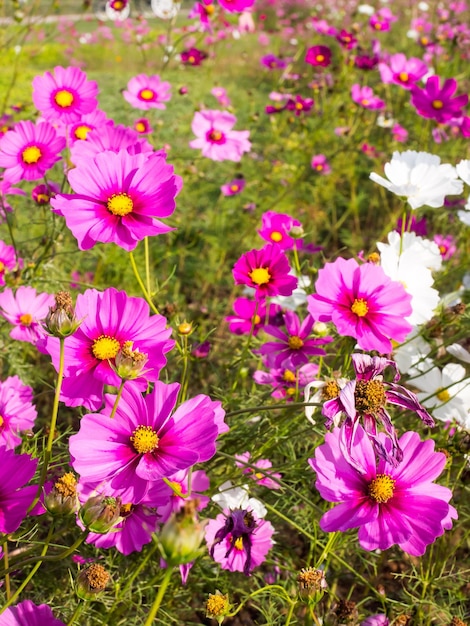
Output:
[
  {"xmin": 354, "ymin": 379, "xmax": 386, "ymax": 414},
  {"xmin": 85, "ymin": 563, "xmax": 110, "ymax": 591}
]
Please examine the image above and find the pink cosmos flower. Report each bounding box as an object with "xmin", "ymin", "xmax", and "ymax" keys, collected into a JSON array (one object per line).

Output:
[
  {"xmin": 0, "ymin": 120, "xmax": 65, "ymax": 184},
  {"xmin": 361, "ymin": 616, "xmax": 389, "ymax": 626},
  {"xmin": 311, "ymin": 154, "xmax": 331, "ymax": 174},
  {"xmin": 31, "ymin": 181, "xmax": 60, "ymax": 206},
  {"xmin": 261, "ymin": 54, "xmax": 287, "ymax": 70},
  {"xmin": 256, "ymin": 310, "xmax": 332, "ymax": 369},
  {"xmin": 253, "ymin": 363, "xmax": 318, "ymax": 400},
  {"xmin": 0, "ymin": 600, "xmax": 66, "ymax": 626},
  {"xmin": 433, "ymin": 234, "xmax": 456, "ymax": 260},
  {"xmin": 123, "ymin": 74, "xmax": 172, "ymax": 111},
  {"xmin": 322, "ymin": 353, "xmax": 434, "ymax": 468},
  {"xmin": 0, "ymin": 178, "xmax": 25, "ymax": 219},
  {"xmin": 378, "ymin": 53, "xmax": 428, "ymax": 90},
  {"xmin": 355, "ymin": 53, "xmax": 379, "ymax": 70},
  {"xmin": 181, "ymin": 47, "xmax": 208, "ymax": 66},
  {"xmin": 225, "ymin": 297, "xmax": 281, "ymax": 336},
  {"xmin": 0, "ymin": 239, "xmax": 20, "ymax": 285},
  {"xmin": 69, "ymin": 382, "xmax": 225, "ymax": 502},
  {"xmin": 78, "ymin": 479, "xmax": 171, "ymax": 555},
  {"xmin": 70, "ymin": 123, "xmax": 153, "ymax": 167},
  {"xmin": 410, "ymin": 75, "xmax": 469, "ymax": 123},
  {"xmin": 133, "ymin": 118, "xmax": 152, "ymax": 134},
  {"xmin": 235, "ymin": 452, "xmax": 282, "ymax": 489},
  {"xmin": 211, "ymin": 86, "xmax": 231, "ymax": 107},
  {"xmin": 391, "ymin": 123, "xmax": 408, "ymax": 142},
  {"xmin": 32, "ymin": 66, "xmax": 98, "ymax": 125},
  {"xmin": 51, "ymin": 149, "xmax": 181, "ymax": 251},
  {"xmin": 218, "ymin": 0, "xmax": 255, "ymax": 12},
  {"xmin": 258, "ymin": 210, "xmax": 303, "ymax": 250},
  {"xmin": 336, "ymin": 29, "xmax": 357, "ymax": 49},
  {"xmin": 157, "ymin": 468, "xmax": 210, "ymax": 523},
  {"xmin": 68, "ymin": 109, "xmax": 111, "ymax": 143},
  {"xmin": 351, "ymin": 85, "xmax": 385, "ymax": 110},
  {"xmin": 309, "ymin": 424, "xmax": 457, "ymax": 556},
  {"xmin": 44, "ymin": 288, "xmax": 174, "ymax": 411},
  {"xmin": 221, "ymin": 177, "xmax": 245, "ymax": 196},
  {"xmin": 0, "ymin": 286, "xmax": 54, "ymax": 345},
  {"xmin": 0, "ymin": 447, "xmax": 38, "ymax": 534},
  {"xmin": 307, "ymin": 257, "xmax": 413, "ymax": 354},
  {"xmin": 0, "ymin": 375, "xmax": 37, "ymax": 449},
  {"xmin": 305, "ymin": 45, "xmax": 332, "ymax": 67},
  {"xmin": 206, "ymin": 508, "xmax": 274, "ymax": 575},
  {"xmin": 189, "ymin": 1, "xmax": 215, "ymax": 32},
  {"xmin": 232, "ymin": 244, "xmax": 298, "ymax": 300},
  {"xmin": 369, "ymin": 7, "xmax": 397, "ymax": 31},
  {"xmin": 189, "ymin": 110, "xmax": 251, "ymax": 162}
]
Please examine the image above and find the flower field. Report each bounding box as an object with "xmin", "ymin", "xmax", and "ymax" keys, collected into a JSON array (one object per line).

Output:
[{"xmin": 0, "ymin": 0, "xmax": 469, "ymax": 624}]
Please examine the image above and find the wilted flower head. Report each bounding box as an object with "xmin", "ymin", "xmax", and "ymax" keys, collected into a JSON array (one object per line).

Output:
[{"xmin": 76, "ymin": 563, "xmax": 110, "ymax": 600}]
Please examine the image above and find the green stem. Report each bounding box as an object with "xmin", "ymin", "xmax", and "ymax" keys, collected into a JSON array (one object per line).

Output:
[
  {"xmin": 109, "ymin": 379, "xmax": 126, "ymax": 419},
  {"xmin": 30, "ymin": 336, "xmax": 65, "ymax": 512},
  {"xmin": 314, "ymin": 531, "xmax": 339, "ymax": 567},
  {"xmin": 179, "ymin": 334, "xmax": 190, "ymax": 404},
  {"xmin": 144, "ymin": 236, "xmax": 152, "ymax": 300},
  {"xmin": 2, "ymin": 541, "xmax": 10, "ymax": 601},
  {"xmin": 144, "ymin": 566, "xmax": 174, "ymax": 626},
  {"xmin": 2, "ymin": 523, "xmax": 55, "ymax": 611},
  {"xmin": 226, "ymin": 585, "xmax": 295, "ymax": 620},
  {"xmin": 67, "ymin": 601, "xmax": 85, "ymax": 626},
  {"xmin": 129, "ymin": 251, "xmax": 160, "ymax": 315},
  {"xmin": 231, "ymin": 300, "xmax": 260, "ymax": 394}
]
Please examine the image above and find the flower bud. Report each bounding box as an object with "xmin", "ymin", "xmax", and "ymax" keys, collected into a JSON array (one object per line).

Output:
[
  {"xmin": 297, "ymin": 567, "xmax": 328, "ymax": 603},
  {"xmin": 76, "ymin": 563, "xmax": 110, "ymax": 600},
  {"xmin": 205, "ymin": 590, "xmax": 230, "ymax": 624},
  {"xmin": 159, "ymin": 503, "xmax": 207, "ymax": 566},
  {"xmin": 79, "ymin": 495, "xmax": 121, "ymax": 534},
  {"xmin": 44, "ymin": 291, "xmax": 81, "ymax": 338},
  {"xmin": 113, "ymin": 341, "xmax": 149, "ymax": 380},
  {"xmin": 289, "ymin": 225, "xmax": 304, "ymax": 239},
  {"xmin": 177, "ymin": 321, "xmax": 193, "ymax": 336},
  {"xmin": 313, "ymin": 321, "xmax": 328, "ymax": 336},
  {"xmin": 44, "ymin": 472, "xmax": 79, "ymax": 516}
]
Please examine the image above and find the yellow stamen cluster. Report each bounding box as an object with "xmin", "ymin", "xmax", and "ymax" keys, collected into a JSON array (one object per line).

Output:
[
  {"xmin": 74, "ymin": 125, "xmax": 92, "ymax": 140},
  {"xmin": 270, "ymin": 231, "xmax": 283, "ymax": 242},
  {"xmin": 432, "ymin": 99, "xmax": 444, "ymax": 109},
  {"xmin": 436, "ymin": 388, "xmax": 450, "ymax": 402},
  {"xmin": 139, "ymin": 88, "xmax": 155, "ymax": 101},
  {"xmin": 54, "ymin": 472, "xmax": 77, "ymax": 498},
  {"xmin": 354, "ymin": 379, "xmax": 387, "ymax": 414},
  {"xmin": 232, "ymin": 536, "xmax": 244, "ymax": 550},
  {"xmin": 351, "ymin": 297, "xmax": 369, "ymax": 317},
  {"xmin": 283, "ymin": 369, "xmax": 297, "ymax": 383},
  {"xmin": 288, "ymin": 335, "xmax": 304, "ymax": 350},
  {"xmin": 107, "ymin": 192, "xmax": 134, "ymax": 216},
  {"xmin": 297, "ymin": 567, "xmax": 326, "ymax": 593},
  {"xmin": 368, "ymin": 473, "xmax": 395, "ymax": 503},
  {"xmin": 322, "ymin": 380, "xmax": 341, "ymax": 401},
  {"xmin": 205, "ymin": 592, "xmax": 229, "ymax": 619},
  {"xmin": 209, "ymin": 129, "xmax": 223, "ymax": 142},
  {"xmin": 130, "ymin": 425, "xmax": 159, "ymax": 454},
  {"xmin": 55, "ymin": 89, "xmax": 74, "ymax": 108},
  {"xmin": 22, "ymin": 146, "xmax": 42, "ymax": 164},
  {"xmin": 19, "ymin": 313, "xmax": 33, "ymax": 326},
  {"xmin": 92, "ymin": 335, "xmax": 120, "ymax": 360},
  {"xmin": 249, "ymin": 267, "xmax": 271, "ymax": 286}
]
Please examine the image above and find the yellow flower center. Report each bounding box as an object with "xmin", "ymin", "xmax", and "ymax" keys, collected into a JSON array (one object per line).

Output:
[
  {"xmin": 74, "ymin": 124, "xmax": 92, "ymax": 140},
  {"xmin": 168, "ymin": 481, "xmax": 184, "ymax": 497},
  {"xmin": 135, "ymin": 122, "xmax": 146, "ymax": 133},
  {"xmin": 139, "ymin": 89, "xmax": 155, "ymax": 101},
  {"xmin": 252, "ymin": 314, "xmax": 261, "ymax": 325},
  {"xmin": 374, "ymin": 22, "xmax": 382, "ymax": 29},
  {"xmin": 249, "ymin": 267, "xmax": 271, "ymax": 286},
  {"xmin": 270, "ymin": 231, "xmax": 283, "ymax": 242},
  {"xmin": 351, "ymin": 298, "xmax": 369, "ymax": 317},
  {"xmin": 288, "ymin": 335, "xmax": 304, "ymax": 350},
  {"xmin": 354, "ymin": 379, "xmax": 387, "ymax": 414},
  {"xmin": 130, "ymin": 425, "xmax": 159, "ymax": 454},
  {"xmin": 432, "ymin": 99, "xmax": 444, "ymax": 109},
  {"xmin": 36, "ymin": 193, "xmax": 50, "ymax": 204},
  {"xmin": 232, "ymin": 536, "xmax": 244, "ymax": 550},
  {"xmin": 230, "ymin": 184, "xmax": 239, "ymax": 192},
  {"xmin": 295, "ymin": 102, "xmax": 304, "ymax": 110},
  {"xmin": 368, "ymin": 473, "xmax": 395, "ymax": 503},
  {"xmin": 322, "ymin": 380, "xmax": 340, "ymax": 401},
  {"xmin": 0, "ymin": 415, "xmax": 4, "ymax": 428},
  {"xmin": 54, "ymin": 89, "xmax": 74, "ymax": 108},
  {"xmin": 188, "ymin": 55, "xmax": 196, "ymax": 63},
  {"xmin": 438, "ymin": 245, "xmax": 447, "ymax": 255},
  {"xmin": 283, "ymin": 369, "xmax": 297, "ymax": 383},
  {"xmin": 54, "ymin": 472, "xmax": 77, "ymax": 498},
  {"xmin": 209, "ymin": 129, "xmax": 223, "ymax": 142},
  {"xmin": 316, "ymin": 164, "xmax": 323, "ymax": 171},
  {"xmin": 206, "ymin": 593, "xmax": 228, "ymax": 617},
  {"xmin": 22, "ymin": 145, "xmax": 42, "ymax": 164},
  {"xmin": 92, "ymin": 335, "xmax": 120, "ymax": 360},
  {"xmin": 398, "ymin": 72, "xmax": 409, "ymax": 82},
  {"xmin": 436, "ymin": 388, "xmax": 450, "ymax": 402},
  {"xmin": 0, "ymin": 262, "xmax": 4, "ymax": 272},
  {"xmin": 286, "ymin": 387, "xmax": 297, "ymax": 396},
  {"xmin": 107, "ymin": 192, "xmax": 134, "ymax": 216},
  {"xmin": 113, "ymin": 0, "xmax": 124, "ymax": 8},
  {"xmin": 361, "ymin": 99, "xmax": 370, "ymax": 106},
  {"xmin": 19, "ymin": 313, "xmax": 33, "ymax": 326},
  {"xmin": 316, "ymin": 54, "xmax": 325, "ymax": 62},
  {"xmin": 120, "ymin": 502, "xmax": 133, "ymax": 515}
]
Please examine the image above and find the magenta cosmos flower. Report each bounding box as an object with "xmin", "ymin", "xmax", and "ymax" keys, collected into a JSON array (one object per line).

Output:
[
  {"xmin": 254, "ymin": 362, "xmax": 318, "ymax": 400},
  {"xmin": 307, "ymin": 257, "xmax": 412, "ymax": 354},
  {"xmin": 0, "ymin": 447, "xmax": 38, "ymax": 534},
  {"xmin": 51, "ymin": 149, "xmax": 181, "ymax": 251},
  {"xmin": 123, "ymin": 74, "xmax": 171, "ymax": 111},
  {"xmin": 69, "ymin": 381, "xmax": 226, "ymax": 502},
  {"xmin": 32, "ymin": 66, "xmax": 98, "ymax": 125},
  {"xmin": 0, "ymin": 120, "xmax": 65, "ymax": 184},
  {"xmin": 225, "ymin": 297, "xmax": 281, "ymax": 336},
  {"xmin": 68, "ymin": 109, "xmax": 111, "ymax": 144},
  {"xmin": 378, "ymin": 53, "xmax": 428, "ymax": 90},
  {"xmin": 181, "ymin": 47, "xmax": 208, "ymax": 66},
  {"xmin": 0, "ymin": 239, "xmax": 20, "ymax": 286},
  {"xmin": 351, "ymin": 85, "xmax": 385, "ymax": 110},
  {"xmin": 311, "ymin": 154, "xmax": 331, "ymax": 174},
  {"xmin": 322, "ymin": 353, "xmax": 434, "ymax": 468},
  {"xmin": 286, "ymin": 95, "xmax": 314, "ymax": 116},
  {"xmin": 235, "ymin": 452, "xmax": 282, "ymax": 489},
  {"xmin": 218, "ymin": 0, "xmax": 255, "ymax": 12},
  {"xmin": 410, "ymin": 75, "xmax": 469, "ymax": 123},
  {"xmin": 221, "ymin": 177, "xmax": 245, "ymax": 196},
  {"xmin": 305, "ymin": 45, "xmax": 332, "ymax": 67},
  {"xmin": 205, "ymin": 508, "xmax": 274, "ymax": 575},
  {"xmin": 189, "ymin": 110, "xmax": 251, "ymax": 162},
  {"xmin": 261, "ymin": 54, "xmax": 287, "ymax": 70},
  {"xmin": 0, "ymin": 286, "xmax": 54, "ymax": 345},
  {"xmin": 0, "ymin": 375, "xmax": 37, "ymax": 449},
  {"xmin": 258, "ymin": 211, "xmax": 303, "ymax": 251},
  {"xmin": 0, "ymin": 600, "xmax": 66, "ymax": 626},
  {"xmin": 233, "ymin": 244, "xmax": 298, "ymax": 300},
  {"xmin": 44, "ymin": 287, "xmax": 174, "ymax": 411},
  {"xmin": 309, "ymin": 424, "xmax": 457, "ymax": 556},
  {"xmin": 256, "ymin": 310, "xmax": 332, "ymax": 369}
]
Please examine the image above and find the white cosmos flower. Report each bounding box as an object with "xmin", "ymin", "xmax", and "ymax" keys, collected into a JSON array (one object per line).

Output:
[
  {"xmin": 378, "ymin": 231, "xmax": 442, "ymax": 271},
  {"xmin": 304, "ymin": 378, "xmax": 348, "ymax": 425},
  {"xmin": 377, "ymin": 232, "xmax": 440, "ymax": 325},
  {"xmin": 211, "ymin": 481, "xmax": 267, "ymax": 518},
  {"xmin": 456, "ymin": 159, "xmax": 470, "ymax": 186},
  {"xmin": 392, "ymin": 327, "xmax": 432, "ymax": 375},
  {"xmin": 411, "ymin": 360, "xmax": 470, "ymax": 427},
  {"xmin": 370, "ymin": 151, "xmax": 463, "ymax": 210},
  {"xmin": 358, "ymin": 4, "xmax": 375, "ymax": 15},
  {"xmin": 447, "ymin": 343, "xmax": 470, "ymax": 364},
  {"xmin": 271, "ymin": 274, "xmax": 310, "ymax": 311}
]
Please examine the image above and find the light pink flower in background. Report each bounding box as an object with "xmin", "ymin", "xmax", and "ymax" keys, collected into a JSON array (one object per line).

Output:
[
  {"xmin": 189, "ymin": 110, "xmax": 251, "ymax": 162},
  {"xmin": 0, "ymin": 286, "xmax": 54, "ymax": 345},
  {"xmin": 351, "ymin": 84, "xmax": 385, "ymax": 110},
  {"xmin": 123, "ymin": 74, "xmax": 172, "ymax": 111}
]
